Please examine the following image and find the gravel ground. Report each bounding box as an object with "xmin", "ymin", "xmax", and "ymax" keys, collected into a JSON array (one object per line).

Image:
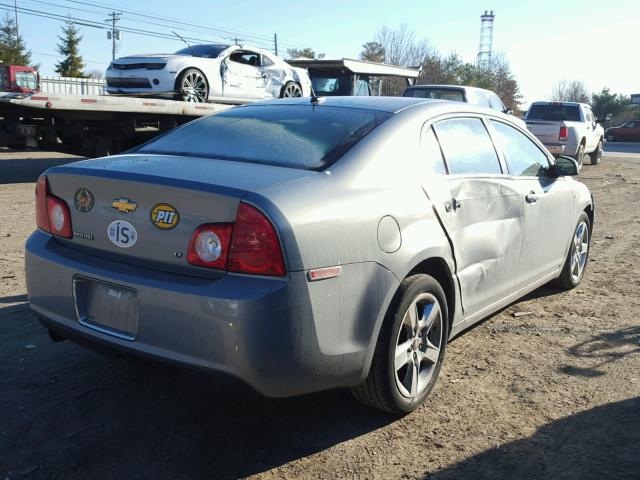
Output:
[{"xmin": 1, "ymin": 149, "xmax": 639, "ymax": 480}]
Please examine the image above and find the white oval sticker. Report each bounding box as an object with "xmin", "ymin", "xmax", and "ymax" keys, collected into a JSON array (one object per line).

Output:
[{"xmin": 107, "ymin": 220, "xmax": 137, "ymax": 248}]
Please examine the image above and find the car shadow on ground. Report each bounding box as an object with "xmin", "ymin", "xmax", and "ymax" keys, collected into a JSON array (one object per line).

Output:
[
  {"xmin": 560, "ymin": 325, "xmax": 640, "ymax": 378},
  {"xmin": 0, "ymin": 307, "xmax": 397, "ymax": 480},
  {"xmin": 0, "ymin": 151, "xmax": 81, "ymax": 184},
  {"xmin": 425, "ymin": 396, "xmax": 640, "ymax": 479}
]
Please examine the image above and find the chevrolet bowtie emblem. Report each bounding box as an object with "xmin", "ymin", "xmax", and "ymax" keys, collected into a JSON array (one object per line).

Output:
[{"xmin": 111, "ymin": 197, "xmax": 138, "ymax": 213}]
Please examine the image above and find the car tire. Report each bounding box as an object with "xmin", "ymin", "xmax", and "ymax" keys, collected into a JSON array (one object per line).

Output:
[
  {"xmin": 351, "ymin": 274, "xmax": 449, "ymax": 414},
  {"xmin": 606, "ymin": 134, "xmax": 616, "ymax": 142},
  {"xmin": 553, "ymin": 211, "xmax": 591, "ymax": 290},
  {"xmin": 176, "ymin": 68, "xmax": 209, "ymax": 103},
  {"xmin": 280, "ymin": 81, "xmax": 303, "ymax": 98},
  {"xmin": 574, "ymin": 143, "xmax": 585, "ymax": 168},
  {"xmin": 589, "ymin": 139, "xmax": 603, "ymax": 165}
]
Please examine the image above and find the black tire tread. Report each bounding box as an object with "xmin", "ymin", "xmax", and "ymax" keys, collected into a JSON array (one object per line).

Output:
[
  {"xmin": 351, "ymin": 274, "xmax": 447, "ymax": 414},
  {"xmin": 553, "ymin": 211, "xmax": 590, "ymax": 290}
]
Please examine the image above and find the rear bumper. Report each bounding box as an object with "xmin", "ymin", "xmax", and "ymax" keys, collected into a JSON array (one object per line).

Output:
[
  {"xmin": 544, "ymin": 143, "xmax": 566, "ymax": 155},
  {"xmin": 25, "ymin": 230, "xmax": 391, "ymax": 397}
]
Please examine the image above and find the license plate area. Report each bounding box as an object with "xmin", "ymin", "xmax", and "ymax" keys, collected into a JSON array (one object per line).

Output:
[
  {"xmin": 16, "ymin": 124, "xmax": 37, "ymax": 137},
  {"xmin": 73, "ymin": 276, "xmax": 139, "ymax": 341}
]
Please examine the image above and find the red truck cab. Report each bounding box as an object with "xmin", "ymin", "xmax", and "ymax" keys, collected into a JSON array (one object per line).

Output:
[{"xmin": 0, "ymin": 65, "xmax": 39, "ymax": 94}]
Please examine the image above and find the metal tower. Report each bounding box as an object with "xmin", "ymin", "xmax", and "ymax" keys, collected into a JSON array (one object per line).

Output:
[{"xmin": 477, "ymin": 10, "xmax": 495, "ymax": 69}]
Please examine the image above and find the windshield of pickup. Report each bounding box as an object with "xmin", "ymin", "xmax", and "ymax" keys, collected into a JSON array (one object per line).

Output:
[
  {"xmin": 403, "ymin": 87, "xmax": 465, "ymax": 102},
  {"xmin": 527, "ymin": 104, "xmax": 581, "ymax": 121},
  {"xmin": 136, "ymin": 104, "xmax": 391, "ymax": 170}
]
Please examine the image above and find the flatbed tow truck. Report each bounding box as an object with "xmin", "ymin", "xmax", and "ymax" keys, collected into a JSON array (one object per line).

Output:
[
  {"xmin": 0, "ymin": 92, "xmax": 231, "ymax": 157},
  {"xmin": 0, "ymin": 59, "xmax": 421, "ymax": 158}
]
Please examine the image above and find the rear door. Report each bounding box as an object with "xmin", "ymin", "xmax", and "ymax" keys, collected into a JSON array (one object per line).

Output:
[
  {"xmin": 421, "ymin": 116, "xmax": 524, "ymax": 317},
  {"xmin": 488, "ymin": 119, "xmax": 574, "ymax": 288}
]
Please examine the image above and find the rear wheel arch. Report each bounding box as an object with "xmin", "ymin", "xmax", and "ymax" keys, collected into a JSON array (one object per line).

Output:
[
  {"xmin": 406, "ymin": 257, "xmax": 456, "ymax": 337},
  {"xmin": 584, "ymin": 203, "xmax": 595, "ymax": 234},
  {"xmin": 360, "ymin": 256, "xmax": 456, "ymax": 381}
]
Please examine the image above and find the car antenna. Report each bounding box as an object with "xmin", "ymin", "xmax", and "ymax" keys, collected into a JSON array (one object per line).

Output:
[
  {"xmin": 308, "ymin": 69, "xmax": 322, "ymax": 104},
  {"xmin": 172, "ymin": 31, "xmax": 197, "ymax": 57}
]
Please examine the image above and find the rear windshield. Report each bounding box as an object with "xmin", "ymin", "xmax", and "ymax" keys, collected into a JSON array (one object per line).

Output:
[
  {"xmin": 527, "ymin": 104, "xmax": 581, "ymax": 121},
  {"xmin": 311, "ymin": 73, "xmax": 352, "ymax": 96},
  {"xmin": 403, "ymin": 88, "xmax": 465, "ymax": 102},
  {"xmin": 136, "ymin": 105, "xmax": 391, "ymax": 170}
]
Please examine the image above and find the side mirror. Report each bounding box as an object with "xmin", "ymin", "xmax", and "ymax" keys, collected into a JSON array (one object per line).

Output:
[
  {"xmin": 504, "ymin": 109, "xmax": 514, "ymax": 115},
  {"xmin": 552, "ymin": 155, "xmax": 579, "ymax": 176}
]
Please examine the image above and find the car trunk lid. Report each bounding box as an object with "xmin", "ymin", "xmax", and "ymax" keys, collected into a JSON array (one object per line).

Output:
[{"xmin": 44, "ymin": 154, "xmax": 313, "ymax": 276}]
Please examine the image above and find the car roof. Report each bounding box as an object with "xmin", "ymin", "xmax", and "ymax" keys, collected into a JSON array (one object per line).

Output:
[
  {"xmin": 248, "ymin": 96, "xmax": 441, "ymax": 113},
  {"xmin": 238, "ymin": 96, "xmax": 523, "ymax": 130},
  {"xmin": 404, "ymin": 84, "xmax": 493, "ymax": 94},
  {"xmin": 530, "ymin": 101, "xmax": 589, "ymax": 107}
]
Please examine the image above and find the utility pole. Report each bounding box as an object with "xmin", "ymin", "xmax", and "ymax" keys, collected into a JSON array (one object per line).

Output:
[
  {"xmin": 105, "ymin": 11, "xmax": 122, "ymax": 61},
  {"xmin": 14, "ymin": 0, "xmax": 18, "ymax": 40},
  {"xmin": 273, "ymin": 33, "xmax": 278, "ymax": 56}
]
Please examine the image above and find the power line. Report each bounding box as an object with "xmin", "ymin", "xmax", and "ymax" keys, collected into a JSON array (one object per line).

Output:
[
  {"xmin": 56, "ymin": 0, "xmax": 306, "ymax": 49},
  {"xmin": 33, "ymin": 50, "xmax": 108, "ymax": 64},
  {"xmin": 1, "ymin": 3, "xmax": 278, "ymax": 52}
]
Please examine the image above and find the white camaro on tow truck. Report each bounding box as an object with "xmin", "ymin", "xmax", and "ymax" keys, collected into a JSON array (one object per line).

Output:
[{"xmin": 106, "ymin": 43, "xmax": 312, "ymax": 103}]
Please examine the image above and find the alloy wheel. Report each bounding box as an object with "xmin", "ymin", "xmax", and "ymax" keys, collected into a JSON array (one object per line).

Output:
[
  {"xmin": 282, "ymin": 83, "xmax": 303, "ymax": 97},
  {"xmin": 181, "ymin": 71, "xmax": 208, "ymax": 102},
  {"xmin": 394, "ymin": 293, "xmax": 443, "ymax": 398},
  {"xmin": 571, "ymin": 220, "xmax": 589, "ymax": 282}
]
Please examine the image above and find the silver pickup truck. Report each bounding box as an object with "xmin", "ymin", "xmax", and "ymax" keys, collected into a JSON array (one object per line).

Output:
[{"xmin": 523, "ymin": 101, "xmax": 604, "ymax": 167}]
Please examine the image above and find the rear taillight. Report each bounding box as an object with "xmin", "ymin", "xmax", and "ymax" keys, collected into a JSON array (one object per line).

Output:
[
  {"xmin": 187, "ymin": 224, "xmax": 234, "ymax": 269},
  {"xmin": 229, "ymin": 203, "xmax": 286, "ymax": 276},
  {"xmin": 187, "ymin": 202, "xmax": 286, "ymax": 276},
  {"xmin": 35, "ymin": 175, "xmax": 73, "ymax": 238},
  {"xmin": 559, "ymin": 126, "xmax": 568, "ymax": 141},
  {"xmin": 35, "ymin": 175, "xmax": 49, "ymax": 232}
]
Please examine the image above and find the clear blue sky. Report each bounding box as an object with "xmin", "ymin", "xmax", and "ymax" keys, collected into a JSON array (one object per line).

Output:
[{"xmin": 8, "ymin": 0, "xmax": 640, "ymax": 105}]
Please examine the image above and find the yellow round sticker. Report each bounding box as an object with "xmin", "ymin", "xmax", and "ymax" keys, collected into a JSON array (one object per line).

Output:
[{"xmin": 150, "ymin": 204, "xmax": 180, "ymax": 230}]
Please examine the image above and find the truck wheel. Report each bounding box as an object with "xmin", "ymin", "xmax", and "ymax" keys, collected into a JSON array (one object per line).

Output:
[
  {"xmin": 574, "ymin": 143, "xmax": 585, "ymax": 168},
  {"xmin": 351, "ymin": 274, "xmax": 449, "ymax": 414},
  {"xmin": 280, "ymin": 82, "xmax": 303, "ymax": 98},
  {"xmin": 177, "ymin": 69, "xmax": 209, "ymax": 103},
  {"xmin": 589, "ymin": 140, "xmax": 603, "ymax": 165}
]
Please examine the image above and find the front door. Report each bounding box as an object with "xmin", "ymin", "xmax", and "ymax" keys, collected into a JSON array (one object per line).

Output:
[
  {"xmin": 221, "ymin": 50, "xmax": 263, "ymax": 99},
  {"xmin": 421, "ymin": 117, "xmax": 525, "ymax": 317},
  {"xmin": 488, "ymin": 119, "xmax": 574, "ymax": 288}
]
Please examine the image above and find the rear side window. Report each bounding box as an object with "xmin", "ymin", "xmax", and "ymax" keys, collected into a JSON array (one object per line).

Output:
[
  {"xmin": 527, "ymin": 104, "xmax": 581, "ymax": 121},
  {"xmin": 488, "ymin": 92, "xmax": 505, "ymax": 112},
  {"xmin": 490, "ymin": 120, "xmax": 550, "ymax": 176},
  {"xmin": 433, "ymin": 118, "xmax": 502, "ymax": 175},
  {"xmin": 137, "ymin": 105, "xmax": 391, "ymax": 170},
  {"xmin": 420, "ymin": 126, "xmax": 447, "ymax": 175}
]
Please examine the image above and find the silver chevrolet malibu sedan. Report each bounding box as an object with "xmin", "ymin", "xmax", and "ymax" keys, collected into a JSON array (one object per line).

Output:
[{"xmin": 25, "ymin": 97, "xmax": 593, "ymax": 413}]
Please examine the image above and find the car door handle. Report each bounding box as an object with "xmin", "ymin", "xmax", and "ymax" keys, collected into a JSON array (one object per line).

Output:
[
  {"xmin": 445, "ymin": 198, "xmax": 462, "ymax": 212},
  {"xmin": 525, "ymin": 192, "xmax": 539, "ymax": 203}
]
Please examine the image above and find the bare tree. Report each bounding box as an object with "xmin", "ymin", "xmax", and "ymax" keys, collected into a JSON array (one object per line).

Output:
[
  {"xmin": 87, "ymin": 69, "xmax": 104, "ymax": 80},
  {"xmin": 550, "ymin": 79, "xmax": 590, "ymax": 103},
  {"xmin": 372, "ymin": 24, "xmax": 433, "ymax": 95}
]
